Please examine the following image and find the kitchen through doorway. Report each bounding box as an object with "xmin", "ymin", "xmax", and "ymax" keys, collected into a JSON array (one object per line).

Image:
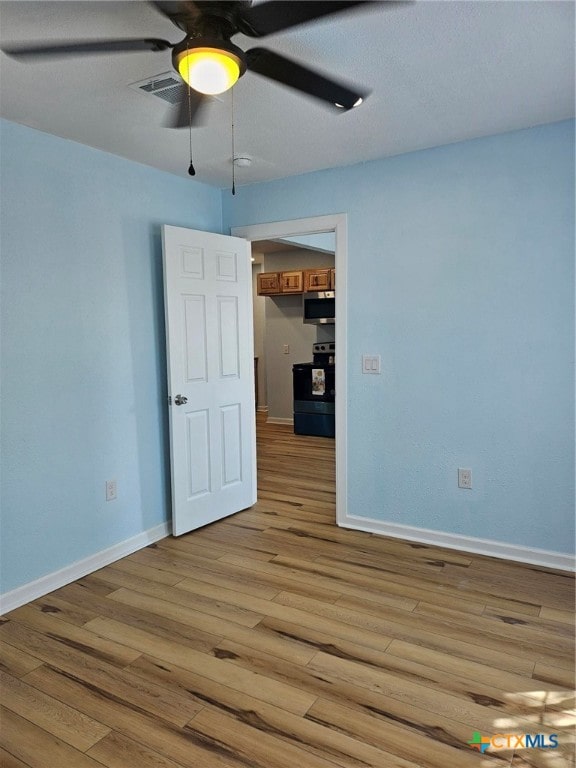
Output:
[
  {"xmin": 231, "ymin": 214, "xmax": 347, "ymax": 527},
  {"xmin": 250, "ymin": 234, "xmax": 335, "ymax": 428}
]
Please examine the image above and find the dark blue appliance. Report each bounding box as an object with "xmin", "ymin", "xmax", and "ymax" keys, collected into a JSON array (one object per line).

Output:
[{"xmin": 292, "ymin": 343, "xmax": 335, "ymax": 438}]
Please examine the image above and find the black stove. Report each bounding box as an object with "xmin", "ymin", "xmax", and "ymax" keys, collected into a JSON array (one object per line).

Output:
[{"xmin": 292, "ymin": 343, "xmax": 335, "ymax": 438}]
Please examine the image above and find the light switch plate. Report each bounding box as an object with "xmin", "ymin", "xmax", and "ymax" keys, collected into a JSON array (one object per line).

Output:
[{"xmin": 362, "ymin": 355, "xmax": 381, "ymax": 374}]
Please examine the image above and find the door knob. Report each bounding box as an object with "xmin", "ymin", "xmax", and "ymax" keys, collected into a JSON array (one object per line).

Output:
[{"xmin": 174, "ymin": 394, "xmax": 188, "ymax": 406}]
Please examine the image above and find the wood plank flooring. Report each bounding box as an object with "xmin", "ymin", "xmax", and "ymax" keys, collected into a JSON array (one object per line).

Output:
[{"xmin": 1, "ymin": 415, "xmax": 574, "ymax": 767}]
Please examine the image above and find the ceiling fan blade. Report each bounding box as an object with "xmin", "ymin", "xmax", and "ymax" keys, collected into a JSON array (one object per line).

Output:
[
  {"xmin": 238, "ymin": 1, "xmax": 373, "ymax": 37},
  {"xmin": 150, "ymin": 1, "xmax": 201, "ymax": 33},
  {"xmin": 1, "ymin": 38, "xmax": 173, "ymax": 60},
  {"xmin": 246, "ymin": 48, "xmax": 367, "ymax": 110},
  {"xmin": 166, "ymin": 86, "xmax": 207, "ymax": 128}
]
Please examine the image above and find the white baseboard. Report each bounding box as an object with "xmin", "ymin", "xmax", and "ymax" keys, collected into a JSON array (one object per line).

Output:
[
  {"xmin": 0, "ymin": 522, "xmax": 171, "ymax": 615},
  {"xmin": 256, "ymin": 406, "xmax": 269, "ymax": 413},
  {"xmin": 338, "ymin": 514, "xmax": 575, "ymax": 572},
  {"xmin": 4, "ymin": 514, "xmax": 571, "ymax": 616},
  {"xmin": 266, "ymin": 417, "xmax": 294, "ymax": 425}
]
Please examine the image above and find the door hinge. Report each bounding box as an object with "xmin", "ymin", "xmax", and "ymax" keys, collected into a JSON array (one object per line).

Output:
[{"xmin": 168, "ymin": 395, "xmax": 172, "ymax": 406}]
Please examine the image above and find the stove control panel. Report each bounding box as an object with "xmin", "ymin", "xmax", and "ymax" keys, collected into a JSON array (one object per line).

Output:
[{"xmin": 313, "ymin": 342, "xmax": 335, "ymax": 355}]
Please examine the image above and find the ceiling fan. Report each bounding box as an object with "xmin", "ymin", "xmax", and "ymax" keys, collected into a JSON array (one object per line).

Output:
[{"xmin": 2, "ymin": 1, "xmax": 383, "ymax": 128}]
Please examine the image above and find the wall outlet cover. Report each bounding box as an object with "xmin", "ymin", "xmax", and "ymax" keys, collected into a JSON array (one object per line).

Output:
[{"xmin": 458, "ymin": 468, "xmax": 472, "ymax": 489}]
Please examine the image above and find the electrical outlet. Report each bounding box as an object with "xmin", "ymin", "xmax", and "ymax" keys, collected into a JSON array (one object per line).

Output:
[
  {"xmin": 105, "ymin": 479, "xmax": 117, "ymax": 501},
  {"xmin": 283, "ymin": 344, "xmax": 290, "ymax": 354},
  {"xmin": 458, "ymin": 468, "xmax": 472, "ymax": 490}
]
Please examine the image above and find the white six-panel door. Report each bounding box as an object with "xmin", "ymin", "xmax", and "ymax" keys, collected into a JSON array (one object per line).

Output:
[{"xmin": 162, "ymin": 225, "xmax": 256, "ymax": 536}]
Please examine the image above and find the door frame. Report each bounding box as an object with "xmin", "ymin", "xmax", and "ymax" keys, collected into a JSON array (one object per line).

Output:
[{"xmin": 231, "ymin": 214, "xmax": 347, "ymax": 526}]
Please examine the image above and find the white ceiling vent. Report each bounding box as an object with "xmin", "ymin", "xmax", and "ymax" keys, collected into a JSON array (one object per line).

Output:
[{"xmin": 129, "ymin": 72, "xmax": 186, "ymax": 105}]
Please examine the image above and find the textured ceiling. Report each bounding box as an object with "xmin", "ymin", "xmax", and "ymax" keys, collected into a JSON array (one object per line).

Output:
[{"xmin": 0, "ymin": 0, "xmax": 574, "ymax": 188}]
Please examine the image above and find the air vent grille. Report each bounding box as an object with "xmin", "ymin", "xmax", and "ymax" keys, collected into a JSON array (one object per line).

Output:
[{"xmin": 129, "ymin": 72, "xmax": 187, "ymax": 105}]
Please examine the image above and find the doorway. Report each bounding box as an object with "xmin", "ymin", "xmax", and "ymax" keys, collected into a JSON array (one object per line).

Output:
[
  {"xmin": 231, "ymin": 214, "xmax": 347, "ymax": 527},
  {"xmin": 251, "ymin": 236, "xmax": 335, "ymax": 425}
]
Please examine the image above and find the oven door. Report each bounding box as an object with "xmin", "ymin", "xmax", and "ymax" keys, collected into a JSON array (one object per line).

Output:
[{"xmin": 293, "ymin": 363, "xmax": 335, "ymax": 402}]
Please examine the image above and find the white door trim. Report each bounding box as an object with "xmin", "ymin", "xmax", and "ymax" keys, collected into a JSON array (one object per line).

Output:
[{"xmin": 231, "ymin": 214, "xmax": 347, "ymax": 526}]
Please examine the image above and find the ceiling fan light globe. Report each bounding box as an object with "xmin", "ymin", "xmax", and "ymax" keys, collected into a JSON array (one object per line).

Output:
[
  {"xmin": 178, "ymin": 49, "xmax": 240, "ymax": 95},
  {"xmin": 334, "ymin": 97, "xmax": 363, "ymax": 109}
]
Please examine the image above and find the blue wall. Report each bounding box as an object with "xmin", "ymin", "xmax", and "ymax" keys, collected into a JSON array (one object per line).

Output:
[
  {"xmin": 223, "ymin": 121, "xmax": 575, "ymax": 555},
  {"xmin": 0, "ymin": 120, "xmax": 222, "ymax": 593},
  {"xmin": 1, "ymin": 119, "xmax": 573, "ymax": 596}
]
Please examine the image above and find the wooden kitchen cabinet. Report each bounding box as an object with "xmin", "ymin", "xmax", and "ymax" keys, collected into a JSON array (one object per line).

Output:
[
  {"xmin": 280, "ymin": 270, "xmax": 303, "ymax": 293},
  {"xmin": 258, "ymin": 267, "xmax": 333, "ymax": 295},
  {"xmin": 257, "ymin": 272, "xmax": 281, "ymax": 295},
  {"xmin": 304, "ymin": 268, "xmax": 332, "ymax": 292},
  {"xmin": 257, "ymin": 270, "xmax": 304, "ymax": 295}
]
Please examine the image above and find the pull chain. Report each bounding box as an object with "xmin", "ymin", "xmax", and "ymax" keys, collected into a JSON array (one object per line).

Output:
[
  {"xmin": 231, "ymin": 87, "xmax": 236, "ymax": 195},
  {"xmin": 187, "ymin": 42, "xmax": 195, "ymax": 176}
]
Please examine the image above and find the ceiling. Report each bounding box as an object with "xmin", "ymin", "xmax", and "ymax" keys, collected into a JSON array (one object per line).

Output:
[
  {"xmin": 250, "ymin": 239, "xmax": 307, "ymax": 264},
  {"xmin": 0, "ymin": 1, "xmax": 574, "ymax": 188},
  {"xmin": 252, "ymin": 239, "xmax": 307, "ymax": 254}
]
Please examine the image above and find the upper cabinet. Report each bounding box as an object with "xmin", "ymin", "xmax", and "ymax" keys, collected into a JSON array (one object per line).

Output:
[
  {"xmin": 303, "ymin": 268, "xmax": 331, "ymax": 292},
  {"xmin": 257, "ymin": 268, "xmax": 335, "ymax": 296},
  {"xmin": 257, "ymin": 271, "xmax": 281, "ymax": 295},
  {"xmin": 257, "ymin": 270, "xmax": 304, "ymax": 295},
  {"xmin": 280, "ymin": 270, "xmax": 304, "ymax": 294}
]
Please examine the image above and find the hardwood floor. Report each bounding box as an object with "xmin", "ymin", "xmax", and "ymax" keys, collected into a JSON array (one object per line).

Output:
[{"xmin": 1, "ymin": 416, "xmax": 574, "ymax": 767}]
